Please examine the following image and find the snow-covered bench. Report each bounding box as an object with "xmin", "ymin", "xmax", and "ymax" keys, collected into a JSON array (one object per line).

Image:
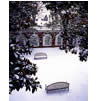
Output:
[
  {"xmin": 45, "ymin": 82, "xmax": 69, "ymax": 93},
  {"xmin": 34, "ymin": 52, "xmax": 47, "ymax": 60}
]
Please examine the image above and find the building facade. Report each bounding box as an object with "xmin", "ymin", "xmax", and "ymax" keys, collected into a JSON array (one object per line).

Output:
[{"xmin": 29, "ymin": 31, "xmax": 63, "ymax": 48}]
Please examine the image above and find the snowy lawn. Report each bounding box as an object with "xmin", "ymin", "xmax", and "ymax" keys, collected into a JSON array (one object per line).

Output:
[{"xmin": 9, "ymin": 47, "xmax": 88, "ymax": 101}]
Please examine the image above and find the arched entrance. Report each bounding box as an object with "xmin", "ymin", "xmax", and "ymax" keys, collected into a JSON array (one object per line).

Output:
[
  {"xmin": 29, "ymin": 34, "xmax": 39, "ymax": 47},
  {"xmin": 55, "ymin": 33, "xmax": 63, "ymax": 46},
  {"xmin": 43, "ymin": 34, "xmax": 52, "ymax": 46}
]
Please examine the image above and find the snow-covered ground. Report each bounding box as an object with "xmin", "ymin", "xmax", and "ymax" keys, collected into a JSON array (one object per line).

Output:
[{"xmin": 9, "ymin": 47, "xmax": 88, "ymax": 101}]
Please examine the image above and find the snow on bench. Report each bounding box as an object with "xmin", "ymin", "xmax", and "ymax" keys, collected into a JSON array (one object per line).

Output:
[
  {"xmin": 45, "ymin": 82, "xmax": 69, "ymax": 93},
  {"xmin": 34, "ymin": 52, "xmax": 47, "ymax": 60}
]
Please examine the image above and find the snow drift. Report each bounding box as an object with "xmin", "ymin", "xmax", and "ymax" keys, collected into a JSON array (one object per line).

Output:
[{"xmin": 9, "ymin": 47, "xmax": 88, "ymax": 101}]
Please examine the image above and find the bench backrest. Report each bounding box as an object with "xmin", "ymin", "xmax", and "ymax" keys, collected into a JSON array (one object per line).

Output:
[
  {"xmin": 34, "ymin": 52, "xmax": 47, "ymax": 59},
  {"xmin": 34, "ymin": 52, "xmax": 47, "ymax": 57},
  {"xmin": 46, "ymin": 82, "xmax": 69, "ymax": 90}
]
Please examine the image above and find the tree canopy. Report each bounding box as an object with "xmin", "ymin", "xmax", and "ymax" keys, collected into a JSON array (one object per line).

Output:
[
  {"xmin": 9, "ymin": 1, "xmax": 41, "ymax": 94},
  {"xmin": 9, "ymin": 1, "xmax": 38, "ymax": 31},
  {"xmin": 43, "ymin": 1, "xmax": 88, "ymax": 61}
]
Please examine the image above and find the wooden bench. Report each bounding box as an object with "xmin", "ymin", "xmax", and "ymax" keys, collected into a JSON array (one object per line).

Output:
[
  {"xmin": 45, "ymin": 82, "xmax": 69, "ymax": 93},
  {"xmin": 34, "ymin": 52, "xmax": 47, "ymax": 60}
]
